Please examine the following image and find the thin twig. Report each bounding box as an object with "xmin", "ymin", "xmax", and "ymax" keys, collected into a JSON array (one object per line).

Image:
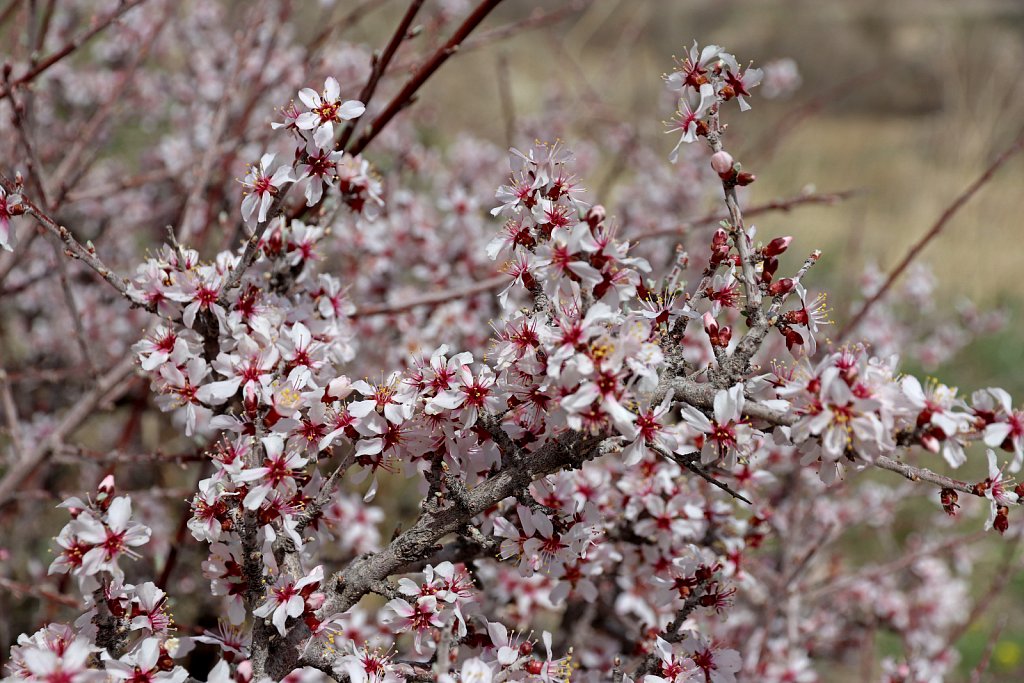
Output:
[
  {"xmin": 0, "ymin": 174, "xmax": 140, "ymax": 306},
  {"xmin": 0, "ymin": 0, "xmax": 152, "ymax": 99},
  {"xmin": 353, "ymin": 274, "xmax": 506, "ymax": 317},
  {"xmin": 633, "ymin": 189, "xmax": 859, "ymax": 241},
  {"xmin": 348, "ymin": 0, "xmax": 506, "ymax": 156},
  {"xmin": 336, "ymin": 0, "xmax": 426, "ymax": 152},
  {"xmin": 838, "ymin": 133, "xmax": 1024, "ymax": 341}
]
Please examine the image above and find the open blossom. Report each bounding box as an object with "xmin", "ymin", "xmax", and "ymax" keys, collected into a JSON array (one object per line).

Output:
[
  {"xmin": 981, "ymin": 449, "xmax": 1019, "ymax": 532},
  {"xmin": 680, "ymin": 632, "xmax": 741, "ymax": 683},
  {"xmin": 49, "ymin": 496, "xmax": 151, "ymax": 580},
  {"xmin": 679, "ymin": 384, "xmax": 754, "ymax": 466},
  {"xmin": 253, "ymin": 566, "xmax": 325, "ymax": 635},
  {"xmin": 105, "ymin": 638, "xmax": 188, "ymax": 683},
  {"xmin": 667, "ymin": 83, "xmax": 714, "ymax": 162},
  {"xmin": 5, "ymin": 629, "xmax": 103, "ymax": 683},
  {"xmin": 235, "ymin": 435, "xmax": 309, "ymax": 510},
  {"xmin": 241, "ymin": 153, "xmax": 294, "ymax": 227},
  {"xmin": 382, "ymin": 595, "xmax": 444, "ymax": 653},
  {"xmin": 295, "ymin": 77, "xmax": 365, "ymax": 149}
]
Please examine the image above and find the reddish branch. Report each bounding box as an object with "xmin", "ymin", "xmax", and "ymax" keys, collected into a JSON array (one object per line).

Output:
[
  {"xmin": 838, "ymin": 132, "xmax": 1024, "ymax": 341},
  {"xmin": 347, "ymin": 0, "xmax": 506, "ymax": 156},
  {"xmin": 336, "ymin": 0, "xmax": 427, "ymax": 151}
]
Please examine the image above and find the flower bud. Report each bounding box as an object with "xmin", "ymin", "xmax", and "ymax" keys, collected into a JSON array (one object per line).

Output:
[
  {"xmin": 585, "ymin": 204, "xmax": 606, "ymax": 229},
  {"xmin": 736, "ymin": 171, "xmax": 757, "ymax": 186},
  {"xmin": 940, "ymin": 488, "xmax": 959, "ymax": 516},
  {"xmin": 710, "ymin": 151, "xmax": 735, "ymax": 176},
  {"xmin": 768, "ymin": 278, "xmax": 795, "ymax": 296},
  {"xmin": 763, "ymin": 236, "xmax": 792, "ymax": 257},
  {"xmin": 994, "ymin": 505, "xmax": 1010, "ymax": 535}
]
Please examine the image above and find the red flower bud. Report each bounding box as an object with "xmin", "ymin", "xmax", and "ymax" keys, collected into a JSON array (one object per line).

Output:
[
  {"xmin": 735, "ymin": 171, "xmax": 756, "ymax": 186},
  {"xmin": 763, "ymin": 236, "xmax": 793, "ymax": 257},
  {"xmin": 769, "ymin": 278, "xmax": 795, "ymax": 296},
  {"xmin": 781, "ymin": 326, "xmax": 803, "ymax": 351},
  {"xmin": 940, "ymin": 488, "xmax": 959, "ymax": 516},
  {"xmin": 994, "ymin": 506, "xmax": 1009, "ymax": 535}
]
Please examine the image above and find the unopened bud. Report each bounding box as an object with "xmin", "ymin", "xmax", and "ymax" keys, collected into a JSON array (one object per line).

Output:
[
  {"xmin": 710, "ymin": 151, "xmax": 735, "ymax": 176},
  {"xmin": 768, "ymin": 278, "xmax": 794, "ymax": 296},
  {"xmin": 735, "ymin": 171, "xmax": 757, "ymax": 186},
  {"xmin": 585, "ymin": 204, "xmax": 606, "ymax": 229},
  {"xmin": 994, "ymin": 505, "xmax": 1010, "ymax": 535},
  {"xmin": 764, "ymin": 236, "xmax": 793, "ymax": 257},
  {"xmin": 940, "ymin": 488, "xmax": 959, "ymax": 516},
  {"xmin": 97, "ymin": 474, "xmax": 116, "ymax": 500}
]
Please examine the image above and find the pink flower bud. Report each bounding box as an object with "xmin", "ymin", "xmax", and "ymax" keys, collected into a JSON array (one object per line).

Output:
[{"xmin": 710, "ymin": 151, "xmax": 735, "ymax": 175}]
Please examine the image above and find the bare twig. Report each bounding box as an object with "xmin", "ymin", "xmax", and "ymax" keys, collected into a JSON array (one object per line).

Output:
[
  {"xmin": 353, "ymin": 274, "xmax": 506, "ymax": 317},
  {"xmin": 838, "ymin": 133, "xmax": 1024, "ymax": 341},
  {"xmin": 348, "ymin": 0, "xmax": 506, "ymax": 156},
  {"xmin": 633, "ymin": 189, "xmax": 859, "ymax": 242},
  {"xmin": 0, "ymin": 174, "xmax": 140, "ymax": 306},
  {"xmin": 336, "ymin": 0, "xmax": 426, "ymax": 152},
  {"xmin": 0, "ymin": 0, "xmax": 152, "ymax": 100},
  {"xmin": 0, "ymin": 355, "xmax": 137, "ymax": 509}
]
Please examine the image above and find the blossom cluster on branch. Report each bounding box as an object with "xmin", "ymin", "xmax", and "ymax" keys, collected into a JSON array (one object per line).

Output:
[{"xmin": 2, "ymin": 4, "xmax": 1023, "ymax": 683}]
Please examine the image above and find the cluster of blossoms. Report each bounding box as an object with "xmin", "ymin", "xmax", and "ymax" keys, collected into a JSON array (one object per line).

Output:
[
  {"xmin": 3, "ymin": 8, "xmax": 1024, "ymax": 682},
  {"xmin": 9, "ymin": 477, "xmax": 193, "ymax": 683}
]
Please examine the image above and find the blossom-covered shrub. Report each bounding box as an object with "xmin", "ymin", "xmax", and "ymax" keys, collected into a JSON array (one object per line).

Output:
[{"xmin": 1, "ymin": 4, "xmax": 1022, "ymax": 683}]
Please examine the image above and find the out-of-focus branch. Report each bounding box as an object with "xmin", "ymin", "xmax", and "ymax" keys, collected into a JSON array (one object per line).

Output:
[
  {"xmin": 353, "ymin": 274, "xmax": 506, "ymax": 317},
  {"xmin": 838, "ymin": 132, "xmax": 1024, "ymax": 341},
  {"xmin": 348, "ymin": 0, "xmax": 506, "ymax": 156},
  {"xmin": 632, "ymin": 189, "xmax": 858, "ymax": 241},
  {"xmin": 0, "ymin": 577, "xmax": 83, "ymax": 609},
  {"xmin": 0, "ymin": 355, "xmax": 137, "ymax": 510},
  {"xmin": 0, "ymin": 0, "xmax": 152, "ymax": 100}
]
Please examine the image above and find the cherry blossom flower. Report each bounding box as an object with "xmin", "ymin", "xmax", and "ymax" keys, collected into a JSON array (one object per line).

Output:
[
  {"xmin": 105, "ymin": 638, "xmax": 188, "ymax": 683},
  {"xmin": 241, "ymin": 153, "xmax": 294, "ymax": 227},
  {"xmin": 253, "ymin": 565, "xmax": 325, "ymax": 636},
  {"xmin": 679, "ymin": 384, "xmax": 753, "ymax": 466},
  {"xmin": 295, "ymin": 77, "xmax": 365, "ymax": 149}
]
